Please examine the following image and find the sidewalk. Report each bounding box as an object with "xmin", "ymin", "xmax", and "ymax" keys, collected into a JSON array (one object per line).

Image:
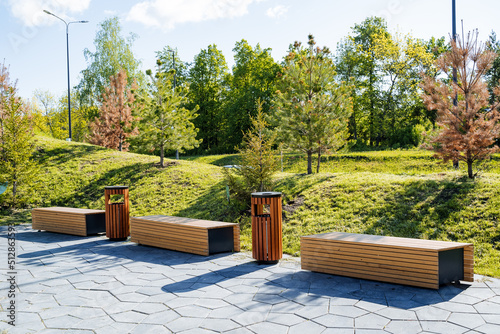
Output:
[{"xmin": 1, "ymin": 225, "xmax": 499, "ymax": 334}]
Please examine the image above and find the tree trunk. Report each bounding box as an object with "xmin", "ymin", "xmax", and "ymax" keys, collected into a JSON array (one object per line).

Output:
[
  {"xmin": 160, "ymin": 144, "xmax": 164, "ymax": 168},
  {"xmin": 307, "ymin": 151, "xmax": 312, "ymax": 175},
  {"xmin": 453, "ymin": 159, "xmax": 459, "ymax": 169},
  {"xmin": 317, "ymin": 148, "xmax": 321, "ymax": 174},
  {"xmin": 467, "ymin": 160, "xmax": 473, "ymax": 179}
]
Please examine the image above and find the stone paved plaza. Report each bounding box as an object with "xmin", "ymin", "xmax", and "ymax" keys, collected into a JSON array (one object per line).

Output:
[{"xmin": 1, "ymin": 224, "xmax": 500, "ymax": 333}]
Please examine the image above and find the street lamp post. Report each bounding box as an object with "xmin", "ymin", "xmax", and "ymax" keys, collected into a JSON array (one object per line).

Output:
[
  {"xmin": 451, "ymin": 0, "xmax": 459, "ymax": 169},
  {"xmin": 44, "ymin": 10, "xmax": 88, "ymax": 141},
  {"xmin": 167, "ymin": 49, "xmax": 179, "ymax": 160}
]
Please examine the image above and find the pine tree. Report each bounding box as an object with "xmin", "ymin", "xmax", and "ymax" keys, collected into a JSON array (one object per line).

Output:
[
  {"xmin": 0, "ymin": 63, "xmax": 38, "ymax": 207},
  {"xmin": 224, "ymin": 100, "xmax": 279, "ymax": 205},
  {"xmin": 238, "ymin": 100, "xmax": 279, "ymax": 192},
  {"xmin": 88, "ymin": 69, "xmax": 138, "ymax": 151},
  {"xmin": 421, "ymin": 31, "xmax": 500, "ymax": 178},
  {"xmin": 273, "ymin": 35, "xmax": 352, "ymax": 174},
  {"xmin": 136, "ymin": 62, "xmax": 201, "ymax": 167}
]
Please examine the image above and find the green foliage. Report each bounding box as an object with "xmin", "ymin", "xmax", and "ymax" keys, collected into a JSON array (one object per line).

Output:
[
  {"xmin": 188, "ymin": 44, "xmax": 229, "ymax": 153},
  {"xmin": 486, "ymin": 31, "xmax": 500, "ymax": 103},
  {"xmin": 135, "ymin": 63, "xmax": 201, "ymax": 167},
  {"xmin": 156, "ymin": 46, "xmax": 189, "ymax": 87},
  {"xmin": 224, "ymin": 101, "xmax": 279, "ymax": 205},
  {"xmin": 77, "ymin": 17, "xmax": 143, "ymax": 106},
  {"xmin": 335, "ymin": 17, "xmax": 437, "ymax": 147},
  {"xmin": 0, "ymin": 65, "xmax": 39, "ymax": 208},
  {"xmin": 274, "ymin": 34, "xmax": 352, "ymax": 174},
  {"xmin": 223, "ymin": 40, "xmax": 281, "ymax": 152}
]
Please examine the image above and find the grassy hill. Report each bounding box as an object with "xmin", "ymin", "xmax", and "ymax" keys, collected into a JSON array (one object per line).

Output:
[{"xmin": 2, "ymin": 135, "xmax": 499, "ymax": 277}]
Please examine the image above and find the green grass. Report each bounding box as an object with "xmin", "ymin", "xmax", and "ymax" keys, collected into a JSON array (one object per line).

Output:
[{"xmin": 1, "ymin": 136, "xmax": 499, "ymax": 277}]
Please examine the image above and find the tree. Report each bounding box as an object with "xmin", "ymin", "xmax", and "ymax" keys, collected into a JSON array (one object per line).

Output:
[
  {"xmin": 0, "ymin": 63, "xmax": 38, "ymax": 207},
  {"xmin": 224, "ymin": 100, "xmax": 279, "ymax": 204},
  {"xmin": 136, "ymin": 62, "xmax": 201, "ymax": 167},
  {"xmin": 274, "ymin": 35, "xmax": 352, "ymax": 175},
  {"xmin": 88, "ymin": 69, "xmax": 138, "ymax": 151},
  {"xmin": 156, "ymin": 46, "xmax": 190, "ymax": 87},
  {"xmin": 33, "ymin": 90, "xmax": 57, "ymax": 135},
  {"xmin": 223, "ymin": 40, "xmax": 281, "ymax": 152},
  {"xmin": 188, "ymin": 44, "xmax": 229, "ymax": 153},
  {"xmin": 372, "ymin": 32, "xmax": 434, "ymax": 147},
  {"xmin": 351, "ymin": 17, "xmax": 389, "ymax": 146},
  {"xmin": 77, "ymin": 17, "xmax": 143, "ymax": 107},
  {"xmin": 421, "ymin": 31, "xmax": 500, "ymax": 179},
  {"xmin": 486, "ymin": 31, "xmax": 500, "ymax": 104}
]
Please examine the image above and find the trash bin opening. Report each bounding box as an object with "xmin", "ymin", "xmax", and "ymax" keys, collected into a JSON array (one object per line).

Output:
[{"xmin": 109, "ymin": 194, "xmax": 124, "ymax": 204}]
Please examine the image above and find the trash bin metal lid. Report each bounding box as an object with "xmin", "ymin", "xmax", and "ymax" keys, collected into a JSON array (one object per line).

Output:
[
  {"xmin": 251, "ymin": 191, "xmax": 281, "ymax": 198},
  {"xmin": 105, "ymin": 185, "xmax": 129, "ymax": 190}
]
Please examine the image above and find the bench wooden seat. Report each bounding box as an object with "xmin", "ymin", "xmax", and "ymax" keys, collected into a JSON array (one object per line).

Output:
[
  {"xmin": 130, "ymin": 215, "xmax": 240, "ymax": 256},
  {"xmin": 301, "ymin": 232, "xmax": 474, "ymax": 289},
  {"xmin": 32, "ymin": 207, "xmax": 106, "ymax": 236}
]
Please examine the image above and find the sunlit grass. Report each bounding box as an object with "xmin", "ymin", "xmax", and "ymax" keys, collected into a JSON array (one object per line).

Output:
[{"xmin": 1, "ymin": 136, "xmax": 499, "ymax": 277}]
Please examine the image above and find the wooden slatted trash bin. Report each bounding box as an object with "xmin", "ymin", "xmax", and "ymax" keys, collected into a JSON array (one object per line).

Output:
[
  {"xmin": 104, "ymin": 186, "xmax": 130, "ymax": 241},
  {"xmin": 251, "ymin": 192, "xmax": 283, "ymax": 263}
]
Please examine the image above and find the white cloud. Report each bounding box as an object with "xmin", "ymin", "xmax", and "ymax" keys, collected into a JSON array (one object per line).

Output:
[
  {"xmin": 126, "ymin": 0, "xmax": 256, "ymax": 30},
  {"xmin": 7, "ymin": 0, "xmax": 91, "ymax": 26},
  {"xmin": 266, "ymin": 5, "xmax": 288, "ymax": 19}
]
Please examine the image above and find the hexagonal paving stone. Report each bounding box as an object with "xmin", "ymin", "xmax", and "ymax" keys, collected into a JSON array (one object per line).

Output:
[
  {"xmin": 294, "ymin": 305, "xmax": 329, "ymax": 320},
  {"xmin": 175, "ymin": 305, "xmax": 211, "ymax": 318},
  {"xmin": 375, "ymin": 307, "xmax": 417, "ymax": 320},
  {"xmin": 474, "ymin": 301, "xmax": 500, "ymax": 314},
  {"xmin": 110, "ymin": 310, "xmax": 148, "ymax": 323},
  {"xmin": 266, "ymin": 312, "xmax": 305, "ymax": 326},
  {"xmin": 448, "ymin": 313, "xmax": 486, "ymax": 329},
  {"xmin": 44, "ymin": 315, "xmax": 82, "ymax": 329},
  {"xmin": 232, "ymin": 311, "xmax": 267, "ymax": 326},
  {"xmin": 354, "ymin": 313, "xmax": 390, "ymax": 329},
  {"xmin": 420, "ymin": 321, "xmax": 470, "ymax": 333},
  {"xmin": 329, "ymin": 305, "xmax": 368, "ymax": 318},
  {"xmin": 384, "ymin": 320, "xmax": 422, "ymax": 334},
  {"xmin": 164, "ymin": 317, "xmax": 204, "ymax": 332},
  {"xmin": 253, "ymin": 293, "xmax": 288, "ymax": 305},
  {"xmin": 208, "ymin": 305, "xmax": 245, "ymax": 319},
  {"xmin": 200, "ymin": 318, "xmax": 241, "ymax": 332},
  {"xmin": 415, "ymin": 306, "xmax": 451, "ymax": 321},
  {"xmin": 247, "ymin": 321, "xmax": 288, "ymax": 334},
  {"xmin": 129, "ymin": 324, "xmax": 172, "ymax": 333},
  {"xmin": 288, "ymin": 320, "xmax": 326, "ymax": 334},
  {"xmin": 474, "ymin": 323, "xmax": 500, "ymax": 334},
  {"xmin": 141, "ymin": 309, "xmax": 180, "ymax": 324},
  {"xmin": 313, "ymin": 314, "xmax": 354, "ymax": 328}
]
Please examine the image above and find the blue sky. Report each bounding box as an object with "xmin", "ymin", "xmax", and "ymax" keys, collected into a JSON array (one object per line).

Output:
[{"xmin": 1, "ymin": 0, "xmax": 499, "ymax": 100}]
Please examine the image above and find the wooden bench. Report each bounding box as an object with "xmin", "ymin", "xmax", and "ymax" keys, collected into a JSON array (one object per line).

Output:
[
  {"xmin": 130, "ymin": 215, "xmax": 240, "ymax": 256},
  {"xmin": 301, "ymin": 232, "xmax": 474, "ymax": 289},
  {"xmin": 32, "ymin": 207, "xmax": 106, "ymax": 237}
]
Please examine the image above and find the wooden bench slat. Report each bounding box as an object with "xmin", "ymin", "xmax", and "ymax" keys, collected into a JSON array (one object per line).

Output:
[
  {"xmin": 301, "ymin": 255, "xmax": 438, "ymax": 279},
  {"xmin": 301, "ymin": 231, "xmax": 474, "ymax": 289},
  {"xmin": 302, "ymin": 262, "xmax": 439, "ymax": 289},
  {"xmin": 300, "ymin": 249, "xmax": 438, "ymax": 271},
  {"xmin": 32, "ymin": 207, "xmax": 106, "ymax": 237},
  {"xmin": 301, "ymin": 242, "xmax": 438, "ymax": 264},
  {"xmin": 130, "ymin": 215, "xmax": 240, "ymax": 256},
  {"xmin": 302, "ymin": 232, "xmax": 472, "ymax": 251}
]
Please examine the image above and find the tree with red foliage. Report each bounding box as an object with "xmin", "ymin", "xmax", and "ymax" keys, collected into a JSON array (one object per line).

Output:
[
  {"xmin": 88, "ymin": 69, "xmax": 138, "ymax": 151},
  {"xmin": 421, "ymin": 31, "xmax": 500, "ymax": 179}
]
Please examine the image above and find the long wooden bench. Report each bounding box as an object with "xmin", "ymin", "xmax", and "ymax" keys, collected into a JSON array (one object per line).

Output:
[
  {"xmin": 32, "ymin": 207, "xmax": 106, "ymax": 236},
  {"xmin": 301, "ymin": 232, "xmax": 474, "ymax": 289},
  {"xmin": 130, "ymin": 215, "xmax": 240, "ymax": 256}
]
